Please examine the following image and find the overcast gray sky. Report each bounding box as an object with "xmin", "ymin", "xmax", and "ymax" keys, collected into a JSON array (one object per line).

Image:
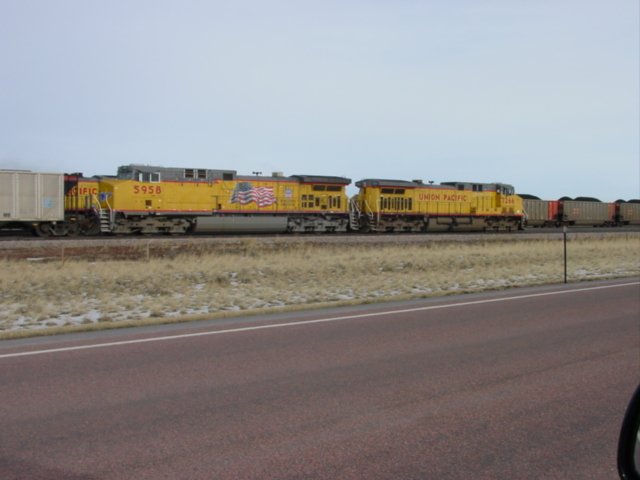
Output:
[{"xmin": 1, "ymin": 0, "xmax": 638, "ymax": 200}]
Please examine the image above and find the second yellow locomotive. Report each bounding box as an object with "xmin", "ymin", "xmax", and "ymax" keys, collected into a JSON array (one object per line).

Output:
[{"xmin": 353, "ymin": 179, "xmax": 524, "ymax": 232}]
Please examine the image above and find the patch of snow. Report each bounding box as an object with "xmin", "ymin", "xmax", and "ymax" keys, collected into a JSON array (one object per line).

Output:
[{"xmin": 334, "ymin": 294, "xmax": 353, "ymax": 301}]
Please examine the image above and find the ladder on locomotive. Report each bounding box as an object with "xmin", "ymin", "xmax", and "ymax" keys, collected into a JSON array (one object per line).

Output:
[
  {"xmin": 98, "ymin": 209, "xmax": 111, "ymax": 233},
  {"xmin": 91, "ymin": 194, "xmax": 114, "ymax": 233},
  {"xmin": 348, "ymin": 197, "xmax": 361, "ymax": 231},
  {"xmin": 349, "ymin": 197, "xmax": 377, "ymax": 231}
]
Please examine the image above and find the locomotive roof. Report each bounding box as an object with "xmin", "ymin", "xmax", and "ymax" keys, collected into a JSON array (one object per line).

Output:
[
  {"xmin": 441, "ymin": 181, "xmax": 515, "ymax": 190},
  {"xmin": 290, "ymin": 175, "xmax": 351, "ymax": 185},
  {"xmin": 356, "ymin": 178, "xmax": 516, "ymax": 194},
  {"xmin": 118, "ymin": 165, "xmax": 351, "ymax": 185},
  {"xmin": 355, "ymin": 179, "xmax": 421, "ymax": 188},
  {"xmin": 118, "ymin": 164, "xmax": 236, "ymax": 181}
]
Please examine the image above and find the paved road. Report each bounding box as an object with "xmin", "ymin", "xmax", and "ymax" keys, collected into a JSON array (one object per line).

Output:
[{"xmin": 1, "ymin": 279, "xmax": 639, "ymax": 479}]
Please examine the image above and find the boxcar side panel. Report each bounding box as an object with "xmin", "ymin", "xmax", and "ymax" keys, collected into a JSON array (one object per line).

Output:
[{"xmin": 0, "ymin": 171, "xmax": 64, "ymax": 222}]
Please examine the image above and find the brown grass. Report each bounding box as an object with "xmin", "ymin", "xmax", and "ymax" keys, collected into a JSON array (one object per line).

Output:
[{"xmin": 1, "ymin": 234, "xmax": 638, "ymax": 338}]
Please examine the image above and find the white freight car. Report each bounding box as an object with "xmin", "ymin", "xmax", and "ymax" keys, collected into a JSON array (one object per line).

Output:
[{"xmin": 0, "ymin": 170, "xmax": 65, "ymax": 235}]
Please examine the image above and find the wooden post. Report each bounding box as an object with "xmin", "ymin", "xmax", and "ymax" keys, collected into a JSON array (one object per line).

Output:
[{"xmin": 563, "ymin": 226, "xmax": 568, "ymax": 284}]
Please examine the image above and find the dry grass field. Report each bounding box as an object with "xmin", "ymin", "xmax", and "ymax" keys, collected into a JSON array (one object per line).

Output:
[{"xmin": 1, "ymin": 234, "xmax": 638, "ymax": 338}]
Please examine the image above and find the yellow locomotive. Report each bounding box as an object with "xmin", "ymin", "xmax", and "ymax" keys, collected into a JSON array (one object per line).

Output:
[
  {"xmin": 64, "ymin": 173, "xmax": 101, "ymax": 235},
  {"xmin": 8, "ymin": 164, "xmax": 633, "ymax": 237},
  {"xmin": 353, "ymin": 179, "xmax": 524, "ymax": 232},
  {"xmin": 94, "ymin": 165, "xmax": 351, "ymax": 234}
]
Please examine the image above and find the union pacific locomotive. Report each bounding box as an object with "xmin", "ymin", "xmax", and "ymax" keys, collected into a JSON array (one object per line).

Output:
[
  {"xmin": 91, "ymin": 165, "xmax": 351, "ymax": 235},
  {"xmin": 1, "ymin": 164, "xmax": 638, "ymax": 236},
  {"xmin": 354, "ymin": 179, "xmax": 523, "ymax": 232}
]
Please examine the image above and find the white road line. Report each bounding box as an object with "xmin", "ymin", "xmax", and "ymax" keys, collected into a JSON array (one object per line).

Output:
[{"xmin": 1, "ymin": 281, "xmax": 638, "ymax": 359}]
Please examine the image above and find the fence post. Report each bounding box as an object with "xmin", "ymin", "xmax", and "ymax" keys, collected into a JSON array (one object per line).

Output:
[{"xmin": 563, "ymin": 226, "xmax": 568, "ymax": 284}]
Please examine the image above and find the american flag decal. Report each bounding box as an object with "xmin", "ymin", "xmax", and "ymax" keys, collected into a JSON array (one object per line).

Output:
[{"xmin": 230, "ymin": 182, "xmax": 276, "ymax": 207}]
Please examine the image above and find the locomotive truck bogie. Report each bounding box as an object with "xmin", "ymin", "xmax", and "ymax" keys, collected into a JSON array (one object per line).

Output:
[
  {"xmin": 285, "ymin": 214, "xmax": 349, "ymax": 233},
  {"xmin": 109, "ymin": 214, "xmax": 193, "ymax": 235},
  {"xmin": 33, "ymin": 221, "xmax": 78, "ymax": 237}
]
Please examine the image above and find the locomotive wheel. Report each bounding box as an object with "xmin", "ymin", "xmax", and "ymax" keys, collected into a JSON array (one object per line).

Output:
[
  {"xmin": 34, "ymin": 223, "xmax": 54, "ymax": 237},
  {"xmin": 66, "ymin": 223, "xmax": 81, "ymax": 236},
  {"xmin": 82, "ymin": 223, "xmax": 101, "ymax": 236}
]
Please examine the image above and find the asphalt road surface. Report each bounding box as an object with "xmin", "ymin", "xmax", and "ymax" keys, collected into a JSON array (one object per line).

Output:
[{"xmin": 1, "ymin": 279, "xmax": 639, "ymax": 479}]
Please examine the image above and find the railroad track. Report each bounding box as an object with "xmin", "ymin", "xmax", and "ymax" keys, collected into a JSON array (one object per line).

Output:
[
  {"xmin": 1, "ymin": 228, "xmax": 638, "ymax": 262},
  {"xmin": 1, "ymin": 226, "xmax": 639, "ymax": 243}
]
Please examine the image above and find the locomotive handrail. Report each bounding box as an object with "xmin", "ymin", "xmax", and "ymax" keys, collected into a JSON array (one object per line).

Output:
[
  {"xmin": 362, "ymin": 199, "xmax": 374, "ymax": 218},
  {"xmin": 90, "ymin": 193, "xmax": 115, "ymax": 233},
  {"xmin": 348, "ymin": 197, "xmax": 361, "ymax": 231},
  {"xmin": 104, "ymin": 197, "xmax": 114, "ymax": 231},
  {"xmin": 89, "ymin": 193, "xmax": 99, "ymax": 213},
  {"xmin": 361, "ymin": 199, "xmax": 376, "ymax": 230}
]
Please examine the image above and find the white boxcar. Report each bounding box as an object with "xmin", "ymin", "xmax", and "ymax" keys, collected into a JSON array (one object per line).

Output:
[{"xmin": 0, "ymin": 171, "xmax": 64, "ymax": 230}]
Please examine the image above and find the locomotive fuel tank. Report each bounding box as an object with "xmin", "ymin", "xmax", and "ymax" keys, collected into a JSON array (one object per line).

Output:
[{"xmin": 193, "ymin": 216, "xmax": 289, "ymax": 233}]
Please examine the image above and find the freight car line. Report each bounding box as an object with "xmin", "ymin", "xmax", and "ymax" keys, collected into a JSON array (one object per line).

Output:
[{"xmin": 2, "ymin": 165, "xmax": 638, "ymax": 237}]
